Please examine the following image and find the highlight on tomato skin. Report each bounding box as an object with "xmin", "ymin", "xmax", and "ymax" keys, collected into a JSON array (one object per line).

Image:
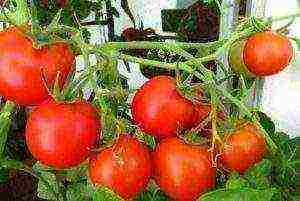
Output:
[
  {"xmin": 25, "ymin": 100, "xmax": 101, "ymax": 169},
  {"xmin": 0, "ymin": 26, "xmax": 75, "ymax": 106},
  {"xmin": 220, "ymin": 123, "xmax": 267, "ymax": 174},
  {"xmin": 152, "ymin": 137, "xmax": 216, "ymax": 201},
  {"xmin": 131, "ymin": 75, "xmax": 210, "ymax": 141},
  {"xmin": 243, "ymin": 31, "xmax": 294, "ymax": 76},
  {"xmin": 89, "ymin": 134, "xmax": 152, "ymax": 200}
]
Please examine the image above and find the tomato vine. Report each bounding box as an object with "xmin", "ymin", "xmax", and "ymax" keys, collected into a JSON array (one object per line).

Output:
[{"xmin": 0, "ymin": 0, "xmax": 299, "ymax": 201}]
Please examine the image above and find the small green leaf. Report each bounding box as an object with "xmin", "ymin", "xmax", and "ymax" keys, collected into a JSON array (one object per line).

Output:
[
  {"xmin": 255, "ymin": 111, "xmax": 275, "ymax": 135},
  {"xmin": 199, "ymin": 188, "xmax": 277, "ymax": 201},
  {"xmin": 66, "ymin": 180, "xmax": 95, "ymax": 201},
  {"xmin": 244, "ymin": 159, "xmax": 272, "ymax": 189},
  {"xmin": 36, "ymin": 170, "xmax": 63, "ymax": 201},
  {"xmin": 226, "ymin": 172, "xmax": 250, "ymax": 190},
  {"xmin": 0, "ymin": 101, "xmax": 15, "ymax": 157},
  {"xmin": 92, "ymin": 186, "xmax": 124, "ymax": 201},
  {"xmin": 0, "ymin": 167, "xmax": 9, "ymax": 183}
]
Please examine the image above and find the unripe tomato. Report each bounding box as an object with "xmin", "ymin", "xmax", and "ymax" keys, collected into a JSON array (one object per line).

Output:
[
  {"xmin": 228, "ymin": 39, "xmax": 255, "ymax": 77},
  {"xmin": 0, "ymin": 27, "xmax": 74, "ymax": 106},
  {"xmin": 89, "ymin": 134, "xmax": 151, "ymax": 199},
  {"xmin": 26, "ymin": 100, "xmax": 101, "ymax": 169},
  {"xmin": 131, "ymin": 75, "xmax": 210, "ymax": 140},
  {"xmin": 243, "ymin": 31, "xmax": 293, "ymax": 76},
  {"xmin": 220, "ymin": 123, "xmax": 267, "ymax": 173},
  {"xmin": 152, "ymin": 137, "xmax": 215, "ymax": 201}
]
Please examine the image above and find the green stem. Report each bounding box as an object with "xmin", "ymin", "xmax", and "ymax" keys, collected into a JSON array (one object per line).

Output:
[{"xmin": 101, "ymin": 41, "xmax": 223, "ymax": 52}]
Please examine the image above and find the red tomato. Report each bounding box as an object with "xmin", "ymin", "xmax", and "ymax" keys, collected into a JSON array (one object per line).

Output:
[
  {"xmin": 89, "ymin": 134, "xmax": 151, "ymax": 199},
  {"xmin": 0, "ymin": 27, "xmax": 74, "ymax": 106},
  {"xmin": 152, "ymin": 137, "xmax": 215, "ymax": 201},
  {"xmin": 131, "ymin": 75, "xmax": 210, "ymax": 140},
  {"xmin": 220, "ymin": 123, "xmax": 267, "ymax": 173},
  {"xmin": 243, "ymin": 31, "xmax": 293, "ymax": 76},
  {"xmin": 25, "ymin": 100, "xmax": 101, "ymax": 169}
]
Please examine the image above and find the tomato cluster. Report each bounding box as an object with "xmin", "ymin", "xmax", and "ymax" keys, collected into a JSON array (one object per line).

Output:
[{"xmin": 0, "ymin": 26, "xmax": 274, "ymax": 201}]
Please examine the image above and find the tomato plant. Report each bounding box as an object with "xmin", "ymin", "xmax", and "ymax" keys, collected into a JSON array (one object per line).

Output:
[
  {"xmin": 0, "ymin": 1, "xmax": 298, "ymax": 201},
  {"xmin": 25, "ymin": 100, "xmax": 101, "ymax": 169}
]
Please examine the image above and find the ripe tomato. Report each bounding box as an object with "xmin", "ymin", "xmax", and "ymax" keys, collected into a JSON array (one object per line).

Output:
[
  {"xmin": 243, "ymin": 31, "xmax": 293, "ymax": 76},
  {"xmin": 0, "ymin": 27, "xmax": 74, "ymax": 106},
  {"xmin": 131, "ymin": 75, "xmax": 210, "ymax": 140},
  {"xmin": 89, "ymin": 134, "xmax": 151, "ymax": 199},
  {"xmin": 152, "ymin": 137, "xmax": 215, "ymax": 201},
  {"xmin": 220, "ymin": 123, "xmax": 267, "ymax": 173},
  {"xmin": 25, "ymin": 100, "xmax": 101, "ymax": 169}
]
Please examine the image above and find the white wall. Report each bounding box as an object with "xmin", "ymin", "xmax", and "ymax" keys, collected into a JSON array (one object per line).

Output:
[{"xmin": 261, "ymin": 0, "xmax": 300, "ymax": 137}]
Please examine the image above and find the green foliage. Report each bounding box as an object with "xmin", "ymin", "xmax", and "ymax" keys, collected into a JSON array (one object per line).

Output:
[
  {"xmin": 135, "ymin": 181, "xmax": 170, "ymax": 201},
  {"xmin": 92, "ymin": 187, "xmax": 124, "ymax": 201},
  {"xmin": 199, "ymin": 188, "xmax": 277, "ymax": 201}
]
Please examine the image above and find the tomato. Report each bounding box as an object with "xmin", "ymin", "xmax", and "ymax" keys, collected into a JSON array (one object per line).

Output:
[
  {"xmin": 89, "ymin": 134, "xmax": 151, "ymax": 199},
  {"xmin": 25, "ymin": 100, "xmax": 101, "ymax": 169},
  {"xmin": 228, "ymin": 39, "xmax": 255, "ymax": 77},
  {"xmin": 220, "ymin": 123, "xmax": 267, "ymax": 173},
  {"xmin": 0, "ymin": 27, "xmax": 74, "ymax": 106},
  {"xmin": 243, "ymin": 31, "xmax": 293, "ymax": 76},
  {"xmin": 131, "ymin": 75, "xmax": 210, "ymax": 140},
  {"xmin": 152, "ymin": 137, "xmax": 215, "ymax": 201}
]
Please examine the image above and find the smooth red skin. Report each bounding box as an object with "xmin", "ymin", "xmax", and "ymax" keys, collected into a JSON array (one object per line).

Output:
[
  {"xmin": 131, "ymin": 76, "xmax": 210, "ymax": 140},
  {"xmin": 152, "ymin": 137, "xmax": 215, "ymax": 201},
  {"xmin": 243, "ymin": 31, "xmax": 293, "ymax": 76},
  {"xmin": 89, "ymin": 134, "xmax": 151, "ymax": 199},
  {"xmin": 26, "ymin": 101, "xmax": 101, "ymax": 169},
  {"xmin": 220, "ymin": 123, "xmax": 267, "ymax": 173},
  {"xmin": 0, "ymin": 27, "xmax": 74, "ymax": 106}
]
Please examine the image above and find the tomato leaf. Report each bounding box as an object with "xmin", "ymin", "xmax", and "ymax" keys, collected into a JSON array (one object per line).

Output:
[
  {"xmin": 66, "ymin": 180, "xmax": 95, "ymax": 201},
  {"xmin": 253, "ymin": 111, "xmax": 275, "ymax": 135},
  {"xmin": 244, "ymin": 159, "xmax": 272, "ymax": 189},
  {"xmin": 36, "ymin": 170, "xmax": 64, "ymax": 201},
  {"xmin": 226, "ymin": 172, "xmax": 250, "ymax": 190},
  {"xmin": 33, "ymin": 162, "xmax": 63, "ymax": 201},
  {"xmin": 0, "ymin": 101, "xmax": 15, "ymax": 157},
  {"xmin": 92, "ymin": 186, "xmax": 124, "ymax": 201},
  {"xmin": 198, "ymin": 188, "xmax": 277, "ymax": 201}
]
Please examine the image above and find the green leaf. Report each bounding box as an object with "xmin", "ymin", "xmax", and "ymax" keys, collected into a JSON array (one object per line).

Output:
[
  {"xmin": 199, "ymin": 188, "xmax": 277, "ymax": 201},
  {"xmin": 92, "ymin": 186, "xmax": 124, "ymax": 201},
  {"xmin": 33, "ymin": 162, "xmax": 63, "ymax": 201},
  {"xmin": 0, "ymin": 101, "xmax": 15, "ymax": 157},
  {"xmin": 36, "ymin": 170, "xmax": 63, "ymax": 201},
  {"xmin": 66, "ymin": 180, "xmax": 95, "ymax": 201},
  {"xmin": 226, "ymin": 172, "xmax": 250, "ymax": 190},
  {"xmin": 255, "ymin": 111, "xmax": 275, "ymax": 135},
  {"xmin": 0, "ymin": 167, "xmax": 9, "ymax": 183},
  {"xmin": 0, "ymin": 159, "xmax": 28, "ymax": 171},
  {"xmin": 244, "ymin": 159, "xmax": 272, "ymax": 190}
]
